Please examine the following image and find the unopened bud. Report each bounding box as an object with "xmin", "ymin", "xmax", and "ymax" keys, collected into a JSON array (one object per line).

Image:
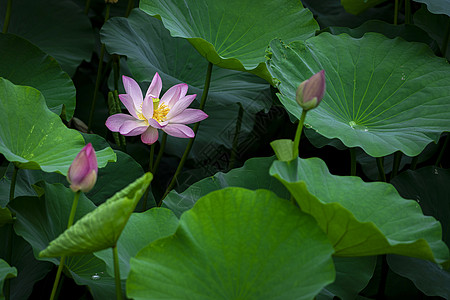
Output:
[
  {"xmin": 67, "ymin": 143, "xmax": 98, "ymax": 193},
  {"xmin": 296, "ymin": 70, "xmax": 326, "ymax": 111}
]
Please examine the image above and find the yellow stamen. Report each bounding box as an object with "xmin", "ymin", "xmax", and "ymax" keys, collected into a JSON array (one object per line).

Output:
[{"xmin": 153, "ymin": 103, "xmax": 170, "ymax": 123}]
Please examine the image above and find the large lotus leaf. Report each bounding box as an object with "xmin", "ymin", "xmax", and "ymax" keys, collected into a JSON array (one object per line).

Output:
[
  {"xmin": 387, "ymin": 255, "xmax": 450, "ymax": 298},
  {"xmin": 414, "ymin": 6, "xmax": 450, "ymax": 60},
  {"xmin": 65, "ymin": 254, "xmax": 123, "ymax": 300},
  {"xmin": 391, "ymin": 167, "xmax": 450, "ymax": 254},
  {"xmin": 100, "ymin": 9, "xmax": 272, "ymax": 160},
  {"xmin": 270, "ymin": 157, "xmax": 449, "ymax": 264},
  {"xmin": 127, "ymin": 188, "xmax": 335, "ymax": 300},
  {"xmin": 414, "ymin": 0, "xmax": 450, "ymax": 17},
  {"xmin": 139, "ymin": 0, "xmax": 318, "ymax": 82},
  {"xmin": 6, "ymin": 183, "xmax": 121, "ymax": 299},
  {"xmin": 39, "ymin": 173, "xmax": 153, "ymax": 257},
  {"xmin": 94, "ymin": 208, "xmax": 179, "ymax": 279},
  {"xmin": 0, "ymin": 259, "xmax": 16, "ymax": 300},
  {"xmin": 164, "ymin": 156, "xmax": 290, "ymax": 217},
  {"xmin": 0, "ymin": 78, "xmax": 116, "ymax": 175},
  {"xmin": 0, "ymin": 33, "xmax": 76, "ymax": 120},
  {"xmin": 0, "ymin": 228, "xmax": 52, "ymax": 300},
  {"xmin": 340, "ymin": 0, "xmax": 386, "ymax": 14},
  {"xmin": 8, "ymin": 183, "xmax": 97, "ymax": 265},
  {"xmin": 302, "ymin": 0, "xmax": 393, "ymax": 29},
  {"xmin": 0, "ymin": 0, "xmax": 93, "ymax": 76},
  {"xmin": 319, "ymin": 256, "xmax": 377, "ymax": 300},
  {"xmin": 327, "ymin": 20, "xmax": 433, "ymax": 46},
  {"xmin": 266, "ymin": 33, "xmax": 450, "ymax": 157}
]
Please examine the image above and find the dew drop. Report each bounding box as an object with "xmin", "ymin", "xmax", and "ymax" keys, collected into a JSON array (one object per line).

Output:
[
  {"xmin": 91, "ymin": 273, "xmax": 101, "ymax": 280},
  {"xmin": 401, "ymin": 73, "xmax": 406, "ymax": 81},
  {"xmin": 349, "ymin": 121, "xmax": 356, "ymax": 128},
  {"xmin": 434, "ymin": 168, "xmax": 439, "ymax": 175},
  {"xmin": 305, "ymin": 123, "xmax": 312, "ymax": 129}
]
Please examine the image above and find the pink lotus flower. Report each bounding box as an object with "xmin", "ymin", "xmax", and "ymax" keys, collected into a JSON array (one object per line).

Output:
[
  {"xmin": 105, "ymin": 74, "xmax": 208, "ymax": 145},
  {"xmin": 296, "ymin": 70, "xmax": 326, "ymax": 111},
  {"xmin": 67, "ymin": 143, "xmax": 98, "ymax": 193}
]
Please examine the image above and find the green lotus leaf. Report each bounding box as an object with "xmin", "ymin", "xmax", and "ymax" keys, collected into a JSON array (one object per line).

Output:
[
  {"xmin": 387, "ymin": 255, "xmax": 450, "ymax": 298},
  {"xmin": 0, "ymin": 33, "xmax": 76, "ymax": 120},
  {"xmin": 164, "ymin": 156, "xmax": 290, "ymax": 217},
  {"xmin": 319, "ymin": 256, "xmax": 376, "ymax": 300},
  {"xmin": 270, "ymin": 157, "xmax": 449, "ymax": 264},
  {"xmin": 39, "ymin": 173, "xmax": 153, "ymax": 257},
  {"xmin": 0, "ymin": 78, "xmax": 115, "ymax": 175},
  {"xmin": 0, "ymin": 229, "xmax": 52, "ymax": 300},
  {"xmin": 0, "ymin": 0, "xmax": 93, "ymax": 76},
  {"xmin": 414, "ymin": 6, "xmax": 450, "ymax": 60},
  {"xmin": 327, "ymin": 20, "xmax": 434, "ymax": 45},
  {"xmin": 7, "ymin": 182, "xmax": 120, "ymax": 299},
  {"xmin": 266, "ymin": 33, "xmax": 450, "ymax": 157},
  {"xmin": 100, "ymin": 9, "xmax": 272, "ymax": 161},
  {"xmin": 414, "ymin": 0, "xmax": 450, "ymax": 17},
  {"xmin": 340, "ymin": 0, "xmax": 386, "ymax": 15},
  {"xmin": 139, "ymin": 0, "xmax": 318, "ymax": 83},
  {"xmin": 94, "ymin": 208, "xmax": 179, "ymax": 279},
  {"xmin": 127, "ymin": 188, "xmax": 335, "ymax": 300},
  {"xmin": 0, "ymin": 258, "xmax": 17, "ymax": 299}
]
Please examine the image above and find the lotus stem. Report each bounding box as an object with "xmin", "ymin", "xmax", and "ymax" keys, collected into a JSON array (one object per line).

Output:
[
  {"xmin": 404, "ymin": 0, "xmax": 411, "ymax": 24},
  {"xmin": 376, "ymin": 157, "xmax": 387, "ymax": 182},
  {"xmin": 441, "ymin": 20, "xmax": 450, "ymax": 58},
  {"xmin": 410, "ymin": 156, "xmax": 419, "ymax": 170},
  {"xmin": 229, "ymin": 103, "xmax": 244, "ymax": 170},
  {"xmin": 84, "ymin": 0, "xmax": 91, "ymax": 15},
  {"xmin": 4, "ymin": 165, "xmax": 18, "ymax": 300},
  {"xmin": 350, "ymin": 148, "xmax": 356, "ymax": 176},
  {"xmin": 394, "ymin": 0, "xmax": 399, "ymax": 25},
  {"xmin": 152, "ymin": 132, "xmax": 167, "ymax": 175},
  {"xmin": 293, "ymin": 110, "xmax": 307, "ymax": 158},
  {"xmin": 87, "ymin": 3, "xmax": 111, "ymax": 132},
  {"xmin": 435, "ymin": 134, "xmax": 449, "ymax": 167},
  {"xmin": 50, "ymin": 191, "xmax": 80, "ymax": 300},
  {"xmin": 125, "ymin": 0, "xmax": 133, "ymax": 17},
  {"xmin": 376, "ymin": 255, "xmax": 389, "ymax": 299},
  {"xmin": 113, "ymin": 245, "xmax": 123, "ymax": 300},
  {"xmin": 391, "ymin": 151, "xmax": 402, "ymax": 179},
  {"xmin": 2, "ymin": 0, "xmax": 12, "ymax": 33},
  {"xmin": 160, "ymin": 62, "xmax": 213, "ymax": 205}
]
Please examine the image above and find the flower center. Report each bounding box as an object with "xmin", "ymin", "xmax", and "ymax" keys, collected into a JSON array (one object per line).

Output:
[
  {"xmin": 152, "ymin": 99, "xmax": 170, "ymax": 123},
  {"xmin": 136, "ymin": 103, "xmax": 146, "ymax": 121}
]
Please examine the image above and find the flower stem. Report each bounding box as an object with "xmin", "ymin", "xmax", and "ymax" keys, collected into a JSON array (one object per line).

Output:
[
  {"xmin": 4, "ymin": 165, "xmax": 18, "ymax": 300},
  {"xmin": 50, "ymin": 191, "xmax": 80, "ymax": 300},
  {"xmin": 435, "ymin": 134, "xmax": 449, "ymax": 167},
  {"xmin": 84, "ymin": 0, "xmax": 91, "ymax": 15},
  {"xmin": 152, "ymin": 132, "xmax": 167, "ymax": 175},
  {"xmin": 149, "ymin": 143, "xmax": 155, "ymax": 172},
  {"xmin": 113, "ymin": 244, "xmax": 123, "ymax": 300},
  {"xmin": 441, "ymin": 20, "xmax": 450, "ymax": 58},
  {"xmin": 391, "ymin": 151, "xmax": 402, "ymax": 179},
  {"xmin": 394, "ymin": 0, "xmax": 399, "ymax": 25},
  {"xmin": 229, "ymin": 103, "xmax": 244, "ymax": 170},
  {"xmin": 2, "ymin": 0, "xmax": 12, "ymax": 33},
  {"xmin": 160, "ymin": 62, "xmax": 213, "ymax": 205},
  {"xmin": 350, "ymin": 148, "xmax": 356, "ymax": 176},
  {"xmin": 376, "ymin": 157, "xmax": 387, "ymax": 182},
  {"xmin": 293, "ymin": 110, "xmax": 307, "ymax": 158},
  {"xmin": 410, "ymin": 156, "xmax": 419, "ymax": 170},
  {"xmin": 404, "ymin": 0, "xmax": 411, "ymax": 25},
  {"xmin": 125, "ymin": 0, "xmax": 134, "ymax": 17},
  {"xmin": 87, "ymin": 3, "xmax": 111, "ymax": 132}
]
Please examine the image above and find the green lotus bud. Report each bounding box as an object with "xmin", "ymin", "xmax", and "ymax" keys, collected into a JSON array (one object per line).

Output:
[{"xmin": 296, "ymin": 70, "xmax": 326, "ymax": 111}]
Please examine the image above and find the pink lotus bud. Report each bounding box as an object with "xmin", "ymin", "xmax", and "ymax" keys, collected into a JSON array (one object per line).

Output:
[
  {"xmin": 67, "ymin": 143, "xmax": 98, "ymax": 193},
  {"xmin": 296, "ymin": 70, "xmax": 326, "ymax": 111}
]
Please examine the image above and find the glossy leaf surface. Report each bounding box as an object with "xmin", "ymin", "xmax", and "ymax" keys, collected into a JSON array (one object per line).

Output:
[
  {"xmin": 139, "ymin": 0, "xmax": 318, "ymax": 82},
  {"xmin": 0, "ymin": 78, "xmax": 115, "ymax": 175},
  {"xmin": 267, "ymin": 33, "xmax": 450, "ymax": 157},
  {"xmin": 128, "ymin": 188, "xmax": 335, "ymax": 300},
  {"xmin": 270, "ymin": 157, "xmax": 449, "ymax": 263}
]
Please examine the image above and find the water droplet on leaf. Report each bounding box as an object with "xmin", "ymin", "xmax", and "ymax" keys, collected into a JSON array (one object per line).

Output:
[{"xmin": 91, "ymin": 273, "xmax": 101, "ymax": 280}]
